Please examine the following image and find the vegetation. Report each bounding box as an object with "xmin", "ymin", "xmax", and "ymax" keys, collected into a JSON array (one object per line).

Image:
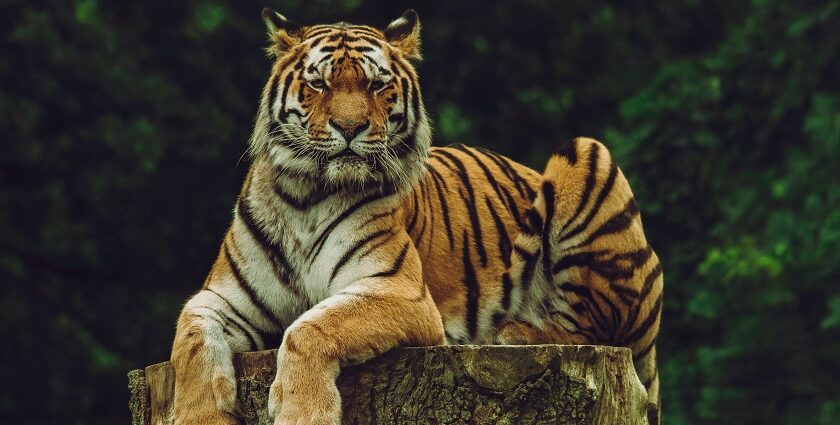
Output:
[{"xmin": 1, "ymin": 0, "xmax": 838, "ymax": 423}]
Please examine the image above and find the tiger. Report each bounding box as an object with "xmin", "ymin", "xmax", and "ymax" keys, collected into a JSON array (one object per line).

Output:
[{"xmin": 170, "ymin": 8, "xmax": 664, "ymax": 425}]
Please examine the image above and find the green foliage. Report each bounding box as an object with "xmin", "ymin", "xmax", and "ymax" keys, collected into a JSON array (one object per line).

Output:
[{"xmin": 1, "ymin": 0, "xmax": 838, "ymax": 423}]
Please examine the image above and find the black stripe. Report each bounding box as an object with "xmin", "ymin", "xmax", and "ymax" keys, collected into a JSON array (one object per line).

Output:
[
  {"xmin": 278, "ymin": 71, "xmax": 294, "ymax": 122},
  {"xmin": 304, "ymin": 28, "xmax": 339, "ymax": 39},
  {"xmin": 409, "ymin": 75, "xmax": 421, "ymax": 131},
  {"xmin": 592, "ymin": 286, "xmax": 623, "ymax": 339},
  {"xmin": 474, "ymin": 147, "xmax": 525, "ymax": 198},
  {"xmin": 360, "ymin": 208, "xmax": 396, "ymax": 228},
  {"xmin": 435, "ymin": 149, "xmax": 488, "ymax": 267},
  {"xmin": 406, "ymin": 190, "xmax": 420, "ymax": 235},
  {"xmin": 420, "ymin": 176, "xmax": 434, "ymax": 244},
  {"xmin": 501, "ymin": 272, "xmax": 513, "ymax": 310},
  {"xmin": 622, "ymin": 294, "xmax": 663, "ymax": 345},
  {"xmin": 552, "ymin": 251, "xmax": 597, "ymax": 276},
  {"xmin": 273, "ymin": 185, "xmax": 335, "ymax": 211},
  {"xmin": 554, "ymin": 138, "xmax": 579, "ymax": 164},
  {"xmin": 563, "ymin": 160, "xmax": 619, "ymax": 241},
  {"xmin": 491, "ymin": 312, "xmax": 507, "ymax": 330},
  {"xmin": 369, "ymin": 241, "xmax": 411, "ymax": 278},
  {"xmin": 198, "ymin": 311, "xmax": 231, "ymax": 336},
  {"xmin": 560, "ymin": 282, "xmax": 611, "ymax": 337},
  {"xmin": 496, "ymin": 153, "xmax": 537, "ymax": 199},
  {"xmin": 359, "ymin": 231, "xmax": 396, "ymax": 258},
  {"xmin": 552, "ymin": 247, "xmax": 650, "ymax": 282},
  {"xmin": 461, "ymin": 229, "xmax": 481, "ymax": 339},
  {"xmin": 428, "ymin": 166, "xmax": 454, "ymax": 249},
  {"xmin": 612, "ymin": 284, "xmax": 641, "ymax": 306},
  {"xmin": 356, "ymin": 35, "xmax": 386, "ymax": 47},
  {"xmin": 307, "ymin": 191, "xmax": 389, "ymax": 264},
  {"xmin": 540, "ymin": 182, "xmax": 556, "ymax": 286},
  {"xmin": 199, "ymin": 305, "xmax": 258, "ymax": 351},
  {"xmin": 205, "ymin": 288, "xmax": 263, "ymax": 340},
  {"xmin": 571, "ymin": 198, "xmax": 640, "ymax": 249},
  {"xmin": 499, "ymin": 184, "xmax": 526, "ymax": 231},
  {"xmin": 428, "ymin": 150, "xmax": 458, "ymax": 172},
  {"xmin": 551, "ymin": 309, "xmax": 599, "ymax": 341},
  {"xmin": 329, "ymin": 229, "xmax": 391, "ymax": 283},
  {"xmin": 484, "ymin": 196, "xmax": 512, "ymax": 267},
  {"xmin": 267, "ymin": 73, "xmax": 280, "ymax": 117},
  {"xmin": 515, "ymin": 244, "xmax": 539, "ymax": 292},
  {"xmin": 298, "ymin": 80, "xmax": 307, "ymax": 103},
  {"xmin": 453, "ymin": 145, "xmax": 512, "ymax": 215},
  {"xmin": 351, "ymin": 45, "xmax": 375, "ymax": 52},
  {"xmin": 621, "ymin": 262, "xmax": 663, "ymax": 336},
  {"xmin": 634, "ymin": 336, "xmax": 657, "ymax": 362},
  {"xmin": 237, "ymin": 197, "xmax": 297, "ymax": 286},
  {"xmin": 400, "ymin": 77, "xmax": 410, "ymax": 122},
  {"xmin": 523, "ymin": 208, "xmax": 544, "ymax": 236},
  {"xmin": 560, "ymin": 143, "xmax": 599, "ymax": 234},
  {"xmin": 474, "ymin": 147, "xmax": 536, "ymax": 200},
  {"xmin": 415, "ymin": 198, "xmax": 428, "ymax": 248},
  {"xmin": 344, "ymin": 26, "xmax": 383, "ymax": 38},
  {"xmin": 640, "ymin": 262, "xmax": 663, "ymax": 300},
  {"xmin": 223, "ymin": 243, "xmax": 283, "ymax": 330}
]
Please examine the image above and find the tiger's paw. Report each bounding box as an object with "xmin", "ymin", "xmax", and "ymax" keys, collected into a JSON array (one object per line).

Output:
[
  {"xmin": 268, "ymin": 354, "xmax": 341, "ymax": 425},
  {"xmin": 173, "ymin": 411, "xmax": 239, "ymax": 425},
  {"xmin": 273, "ymin": 399, "xmax": 341, "ymax": 425},
  {"xmin": 268, "ymin": 381, "xmax": 341, "ymax": 425},
  {"xmin": 173, "ymin": 363, "xmax": 241, "ymax": 425},
  {"xmin": 212, "ymin": 364, "xmax": 241, "ymax": 417}
]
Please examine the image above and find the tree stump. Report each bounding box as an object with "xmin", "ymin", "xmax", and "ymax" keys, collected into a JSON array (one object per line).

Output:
[{"xmin": 127, "ymin": 345, "xmax": 650, "ymax": 425}]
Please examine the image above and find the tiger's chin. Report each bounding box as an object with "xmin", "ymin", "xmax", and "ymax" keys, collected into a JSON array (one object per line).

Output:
[{"xmin": 322, "ymin": 156, "xmax": 382, "ymax": 189}]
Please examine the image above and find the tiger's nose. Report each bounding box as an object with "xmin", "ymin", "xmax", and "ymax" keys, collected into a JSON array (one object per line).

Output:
[{"xmin": 329, "ymin": 119, "xmax": 370, "ymax": 142}]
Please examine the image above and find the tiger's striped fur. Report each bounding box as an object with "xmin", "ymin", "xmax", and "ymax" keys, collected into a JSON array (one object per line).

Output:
[{"xmin": 170, "ymin": 9, "xmax": 663, "ymax": 425}]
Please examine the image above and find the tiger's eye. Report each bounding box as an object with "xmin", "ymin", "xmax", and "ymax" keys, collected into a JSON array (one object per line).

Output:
[
  {"xmin": 370, "ymin": 80, "xmax": 386, "ymax": 91},
  {"xmin": 308, "ymin": 79, "xmax": 327, "ymax": 90}
]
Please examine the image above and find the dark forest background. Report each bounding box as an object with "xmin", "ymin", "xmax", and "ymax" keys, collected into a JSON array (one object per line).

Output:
[{"xmin": 1, "ymin": 0, "xmax": 839, "ymax": 423}]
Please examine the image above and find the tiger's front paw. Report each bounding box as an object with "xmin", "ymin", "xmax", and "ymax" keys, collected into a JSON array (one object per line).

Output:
[
  {"xmin": 268, "ymin": 380, "xmax": 341, "ymax": 425},
  {"xmin": 173, "ymin": 359, "xmax": 241, "ymax": 425},
  {"xmin": 268, "ymin": 349, "xmax": 341, "ymax": 425}
]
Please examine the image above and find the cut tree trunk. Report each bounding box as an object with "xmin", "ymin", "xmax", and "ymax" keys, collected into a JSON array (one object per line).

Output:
[{"xmin": 128, "ymin": 345, "xmax": 651, "ymax": 425}]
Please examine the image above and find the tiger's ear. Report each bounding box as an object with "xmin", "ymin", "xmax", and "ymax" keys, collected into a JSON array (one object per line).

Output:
[
  {"xmin": 384, "ymin": 10, "xmax": 421, "ymax": 60},
  {"xmin": 261, "ymin": 8, "xmax": 303, "ymax": 57}
]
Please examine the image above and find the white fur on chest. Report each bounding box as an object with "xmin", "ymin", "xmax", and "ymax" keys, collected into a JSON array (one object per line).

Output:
[{"xmin": 233, "ymin": 183, "xmax": 394, "ymax": 328}]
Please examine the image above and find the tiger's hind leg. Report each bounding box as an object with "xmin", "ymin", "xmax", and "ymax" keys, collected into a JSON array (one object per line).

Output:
[{"xmin": 501, "ymin": 137, "xmax": 664, "ymax": 420}]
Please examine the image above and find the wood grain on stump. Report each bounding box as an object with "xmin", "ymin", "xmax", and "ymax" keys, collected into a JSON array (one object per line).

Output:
[{"xmin": 128, "ymin": 345, "xmax": 650, "ymax": 425}]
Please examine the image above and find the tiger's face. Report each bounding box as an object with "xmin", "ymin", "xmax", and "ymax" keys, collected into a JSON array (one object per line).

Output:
[{"xmin": 251, "ymin": 9, "xmax": 431, "ymax": 193}]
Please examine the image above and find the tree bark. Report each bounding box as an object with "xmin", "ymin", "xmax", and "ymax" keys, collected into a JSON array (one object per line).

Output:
[{"xmin": 128, "ymin": 345, "xmax": 650, "ymax": 425}]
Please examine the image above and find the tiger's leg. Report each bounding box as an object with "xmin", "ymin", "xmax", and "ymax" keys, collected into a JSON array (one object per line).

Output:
[
  {"xmin": 500, "ymin": 137, "xmax": 664, "ymax": 417},
  {"xmin": 171, "ymin": 292, "xmax": 240, "ymax": 425},
  {"xmin": 171, "ymin": 288, "xmax": 268, "ymax": 425},
  {"xmin": 267, "ymin": 250, "xmax": 445, "ymax": 425}
]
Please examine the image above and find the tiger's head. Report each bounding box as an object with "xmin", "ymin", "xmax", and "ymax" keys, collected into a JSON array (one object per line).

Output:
[{"xmin": 250, "ymin": 9, "xmax": 431, "ymax": 193}]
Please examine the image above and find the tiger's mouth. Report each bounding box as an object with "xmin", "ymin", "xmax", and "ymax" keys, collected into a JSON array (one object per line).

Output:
[{"xmin": 328, "ymin": 148, "xmax": 363, "ymax": 161}]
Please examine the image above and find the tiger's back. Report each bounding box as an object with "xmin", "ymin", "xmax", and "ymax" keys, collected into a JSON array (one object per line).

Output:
[{"xmin": 402, "ymin": 145, "xmax": 541, "ymax": 344}]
